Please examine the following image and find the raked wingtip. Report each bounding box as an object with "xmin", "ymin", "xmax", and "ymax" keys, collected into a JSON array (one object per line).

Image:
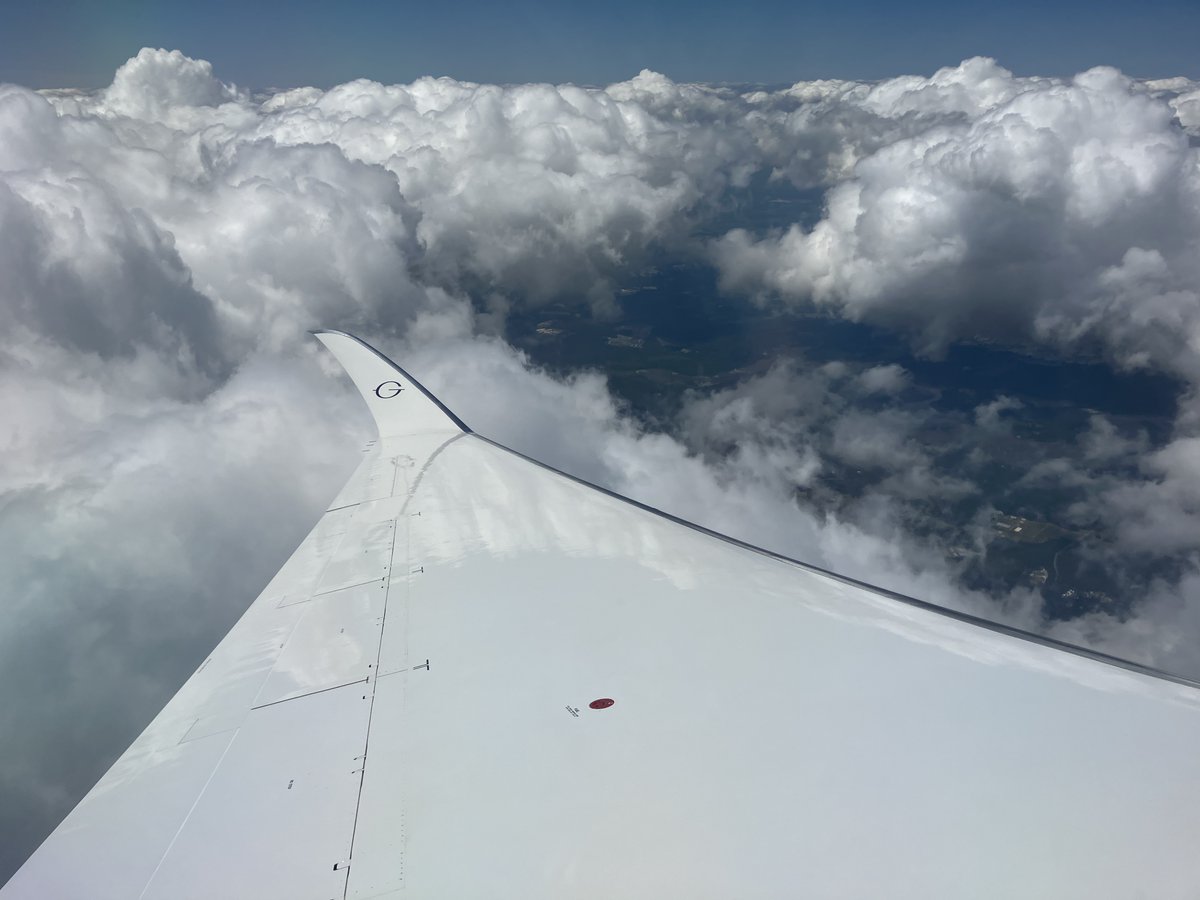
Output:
[{"xmin": 313, "ymin": 330, "xmax": 470, "ymax": 437}]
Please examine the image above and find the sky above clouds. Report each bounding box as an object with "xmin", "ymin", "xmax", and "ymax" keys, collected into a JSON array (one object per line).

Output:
[
  {"xmin": 3, "ymin": 38, "xmax": 1200, "ymax": 882},
  {"xmin": 3, "ymin": 0, "xmax": 1200, "ymax": 89}
]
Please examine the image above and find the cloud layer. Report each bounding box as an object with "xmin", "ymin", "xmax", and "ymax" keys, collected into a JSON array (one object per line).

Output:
[
  {"xmin": 715, "ymin": 63, "xmax": 1200, "ymax": 374},
  {"xmin": 2, "ymin": 48, "xmax": 1199, "ymax": 880}
]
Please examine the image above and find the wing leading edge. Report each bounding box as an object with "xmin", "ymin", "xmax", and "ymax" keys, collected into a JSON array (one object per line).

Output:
[{"xmin": 5, "ymin": 333, "xmax": 1200, "ymax": 900}]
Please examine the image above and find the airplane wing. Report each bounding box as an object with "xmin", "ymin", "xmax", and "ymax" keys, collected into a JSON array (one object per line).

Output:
[{"xmin": 5, "ymin": 330, "xmax": 1200, "ymax": 900}]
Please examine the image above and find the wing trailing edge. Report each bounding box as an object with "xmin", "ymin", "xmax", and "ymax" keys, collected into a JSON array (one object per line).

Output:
[{"xmin": 313, "ymin": 330, "xmax": 469, "ymax": 438}]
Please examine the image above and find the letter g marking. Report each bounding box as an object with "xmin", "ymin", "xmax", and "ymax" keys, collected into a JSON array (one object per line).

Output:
[{"xmin": 375, "ymin": 381, "xmax": 404, "ymax": 399}]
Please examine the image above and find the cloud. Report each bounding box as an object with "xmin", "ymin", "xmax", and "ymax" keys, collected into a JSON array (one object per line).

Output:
[
  {"xmin": 974, "ymin": 395, "xmax": 1022, "ymax": 430},
  {"xmin": 712, "ymin": 62, "xmax": 1200, "ymax": 372},
  {"xmin": 238, "ymin": 68, "xmax": 765, "ymax": 311},
  {"xmin": 1101, "ymin": 436, "xmax": 1200, "ymax": 555},
  {"xmin": 3, "ymin": 48, "xmax": 1200, "ymax": 882},
  {"xmin": 857, "ymin": 363, "xmax": 910, "ymax": 395},
  {"xmin": 102, "ymin": 48, "xmax": 242, "ymax": 119}
]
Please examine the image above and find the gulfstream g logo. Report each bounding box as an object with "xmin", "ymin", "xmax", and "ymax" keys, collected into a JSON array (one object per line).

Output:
[{"xmin": 375, "ymin": 381, "xmax": 404, "ymax": 399}]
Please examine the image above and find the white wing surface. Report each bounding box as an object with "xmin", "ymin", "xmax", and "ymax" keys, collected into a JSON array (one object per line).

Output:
[{"xmin": 5, "ymin": 331, "xmax": 1200, "ymax": 899}]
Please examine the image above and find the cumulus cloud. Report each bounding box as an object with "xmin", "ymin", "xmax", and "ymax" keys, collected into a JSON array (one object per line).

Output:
[
  {"xmin": 3, "ymin": 48, "xmax": 1200, "ymax": 882},
  {"xmin": 713, "ymin": 62, "xmax": 1200, "ymax": 370},
  {"xmin": 974, "ymin": 395, "xmax": 1022, "ymax": 430},
  {"xmin": 857, "ymin": 363, "xmax": 910, "ymax": 394},
  {"xmin": 102, "ymin": 48, "xmax": 243, "ymax": 119}
]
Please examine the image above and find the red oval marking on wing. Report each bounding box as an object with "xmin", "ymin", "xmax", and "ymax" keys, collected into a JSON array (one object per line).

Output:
[{"xmin": 589, "ymin": 698, "xmax": 615, "ymax": 710}]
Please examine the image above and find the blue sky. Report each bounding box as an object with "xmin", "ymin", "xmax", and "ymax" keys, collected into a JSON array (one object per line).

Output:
[{"xmin": 3, "ymin": 0, "xmax": 1198, "ymax": 89}]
